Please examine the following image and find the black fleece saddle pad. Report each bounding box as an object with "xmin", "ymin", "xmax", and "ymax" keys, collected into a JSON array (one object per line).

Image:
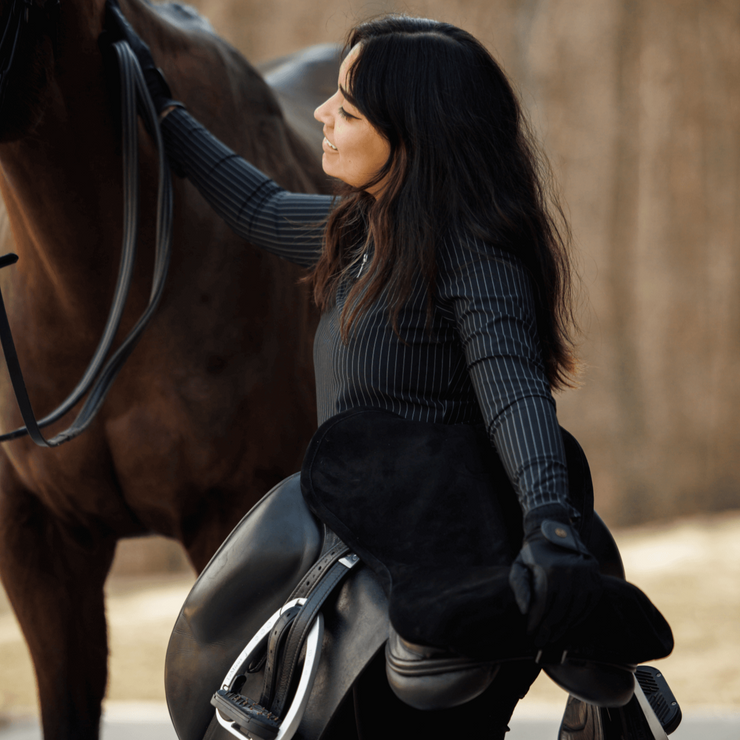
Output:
[{"xmin": 300, "ymin": 407, "xmax": 673, "ymax": 665}]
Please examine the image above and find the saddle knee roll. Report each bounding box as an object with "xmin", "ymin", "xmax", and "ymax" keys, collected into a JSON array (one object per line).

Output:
[{"xmin": 384, "ymin": 628, "xmax": 499, "ymax": 711}]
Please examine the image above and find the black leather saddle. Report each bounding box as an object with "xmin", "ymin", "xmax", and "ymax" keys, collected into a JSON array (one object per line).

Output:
[{"xmin": 164, "ymin": 472, "xmax": 646, "ymax": 740}]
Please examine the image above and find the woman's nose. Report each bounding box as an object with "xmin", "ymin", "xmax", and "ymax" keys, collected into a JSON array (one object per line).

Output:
[
  {"xmin": 315, "ymin": 89, "xmax": 340, "ymax": 124},
  {"xmin": 314, "ymin": 97, "xmax": 330, "ymax": 124}
]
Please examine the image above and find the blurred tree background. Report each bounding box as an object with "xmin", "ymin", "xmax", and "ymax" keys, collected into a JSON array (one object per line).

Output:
[{"xmin": 181, "ymin": 0, "xmax": 740, "ymax": 527}]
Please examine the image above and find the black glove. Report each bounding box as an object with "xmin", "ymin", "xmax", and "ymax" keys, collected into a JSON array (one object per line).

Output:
[
  {"xmin": 100, "ymin": 0, "xmax": 182, "ymax": 116},
  {"xmin": 509, "ymin": 503, "xmax": 603, "ymax": 648}
]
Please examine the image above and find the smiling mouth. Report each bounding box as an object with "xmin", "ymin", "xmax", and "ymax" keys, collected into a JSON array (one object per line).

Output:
[{"xmin": 323, "ymin": 137, "xmax": 337, "ymax": 151}]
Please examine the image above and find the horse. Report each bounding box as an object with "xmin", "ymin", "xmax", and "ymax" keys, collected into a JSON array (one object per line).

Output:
[{"xmin": 0, "ymin": 0, "xmax": 339, "ymax": 737}]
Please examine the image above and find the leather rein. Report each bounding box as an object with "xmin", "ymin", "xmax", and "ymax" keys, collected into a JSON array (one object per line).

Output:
[{"xmin": 0, "ymin": 37, "xmax": 173, "ymax": 447}]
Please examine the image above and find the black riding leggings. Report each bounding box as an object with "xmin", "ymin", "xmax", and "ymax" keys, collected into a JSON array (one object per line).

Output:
[{"xmin": 323, "ymin": 648, "xmax": 541, "ymax": 740}]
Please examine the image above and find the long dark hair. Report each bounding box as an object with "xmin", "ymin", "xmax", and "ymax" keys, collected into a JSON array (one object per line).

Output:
[{"xmin": 308, "ymin": 15, "xmax": 579, "ymax": 390}]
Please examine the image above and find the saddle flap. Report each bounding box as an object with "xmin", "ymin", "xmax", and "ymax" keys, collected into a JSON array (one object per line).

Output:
[
  {"xmin": 165, "ymin": 474, "xmax": 323, "ymax": 740},
  {"xmin": 165, "ymin": 473, "xmax": 390, "ymax": 740}
]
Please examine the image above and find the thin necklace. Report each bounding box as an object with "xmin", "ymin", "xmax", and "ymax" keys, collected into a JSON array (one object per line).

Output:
[{"xmin": 356, "ymin": 251, "xmax": 368, "ymax": 278}]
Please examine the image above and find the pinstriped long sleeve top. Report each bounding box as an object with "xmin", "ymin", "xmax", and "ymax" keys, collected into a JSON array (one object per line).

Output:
[{"xmin": 162, "ymin": 108, "xmax": 570, "ymax": 516}]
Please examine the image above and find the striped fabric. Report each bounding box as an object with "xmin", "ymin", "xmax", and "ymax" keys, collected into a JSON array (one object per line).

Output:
[{"xmin": 163, "ymin": 108, "xmax": 570, "ymax": 516}]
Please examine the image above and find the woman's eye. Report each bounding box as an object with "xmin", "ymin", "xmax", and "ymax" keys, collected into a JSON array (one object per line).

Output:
[{"xmin": 338, "ymin": 106, "xmax": 357, "ymax": 120}]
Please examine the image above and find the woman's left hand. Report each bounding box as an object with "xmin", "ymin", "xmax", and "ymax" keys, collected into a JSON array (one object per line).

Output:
[
  {"xmin": 100, "ymin": 0, "xmax": 182, "ymax": 117},
  {"xmin": 509, "ymin": 504, "xmax": 603, "ymax": 647}
]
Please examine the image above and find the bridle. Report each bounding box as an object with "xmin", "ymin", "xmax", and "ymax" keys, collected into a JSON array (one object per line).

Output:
[
  {"xmin": 0, "ymin": 0, "xmax": 60, "ymax": 111},
  {"xmin": 0, "ymin": 33, "xmax": 174, "ymax": 447}
]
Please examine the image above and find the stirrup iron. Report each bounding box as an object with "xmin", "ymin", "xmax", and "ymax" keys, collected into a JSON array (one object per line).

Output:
[
  {"xmin": 212, "ymin": 597, "xmax": 324, "ymax": 740},
  {"xmin": 559, "ymin": 664, "xmax": 682, "ymax": 739},
  {"xmin": 211, "ymin": 542, "xmax": 359, "ymax": 740}
]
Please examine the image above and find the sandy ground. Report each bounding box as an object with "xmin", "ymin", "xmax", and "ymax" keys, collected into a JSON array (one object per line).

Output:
[{"xmin": 0, "ymin": 511, "xmax": 738, "ymax": 721}]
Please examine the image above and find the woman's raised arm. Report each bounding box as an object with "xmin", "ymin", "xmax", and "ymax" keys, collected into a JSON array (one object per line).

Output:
[
  {"xmin": 162, "ymin": 108, "xmax": 332, "ymax": 267},
  {"xmin": 103, "ymin": 0, "xmax": 332, "ymax": 267}
]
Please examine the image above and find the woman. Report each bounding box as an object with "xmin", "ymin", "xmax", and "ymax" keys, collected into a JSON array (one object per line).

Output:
[{"xmin": 106, "ymin": 9, "xmax": 604, "ymax": 738}]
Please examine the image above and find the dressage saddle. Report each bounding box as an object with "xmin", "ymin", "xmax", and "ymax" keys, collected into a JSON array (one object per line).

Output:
[{"xmin": 165, "ymin": 409, "xmax": 679, "ymax": 740}]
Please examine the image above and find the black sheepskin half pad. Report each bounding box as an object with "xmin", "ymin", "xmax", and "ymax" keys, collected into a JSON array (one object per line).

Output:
[{"xmin": 300, "ymin": 407, "xmax": 673, "ymax": 665}]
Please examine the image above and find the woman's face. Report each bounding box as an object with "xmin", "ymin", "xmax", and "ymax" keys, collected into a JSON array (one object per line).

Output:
[{"xmin": 314, "ymin": 45, "xmax": 390, "ymax": 196}]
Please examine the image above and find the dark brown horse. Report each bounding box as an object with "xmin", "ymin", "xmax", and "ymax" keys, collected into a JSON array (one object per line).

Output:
[{"xmin": 0, "ymin": 0, "xmax": 336, "ymax": 737}]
